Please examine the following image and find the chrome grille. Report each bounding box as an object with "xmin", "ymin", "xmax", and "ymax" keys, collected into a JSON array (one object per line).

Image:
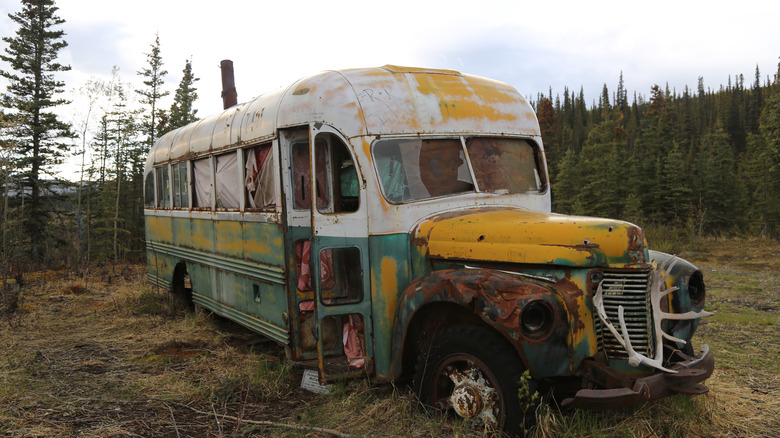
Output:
[{"xmin": 595, "ymin": 270, "xmax": 654, "ymax": 358}]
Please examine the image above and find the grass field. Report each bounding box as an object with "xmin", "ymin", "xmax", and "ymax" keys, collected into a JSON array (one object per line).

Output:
[{"xmin": 0, "ymin": 238, "xmax": 777, "ymax": 437}]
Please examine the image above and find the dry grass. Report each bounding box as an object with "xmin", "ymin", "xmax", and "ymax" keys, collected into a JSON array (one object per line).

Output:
[
  {"xmin": 1, "ymin": 238, "xmax": 778, "ymax": 437},
  {"xmin": 0, "ymin": 265, "xmax": 452, "ymax": 437},
  {"xmin": 0, "ymin": 266, "xmax": 309, "ymax": 436}
]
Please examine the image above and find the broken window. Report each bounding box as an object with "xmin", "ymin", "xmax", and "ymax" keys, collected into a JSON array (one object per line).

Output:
[
  {"xmin": 321, "ymin": 313, "xmax": 366, "ymax": 368},
  {"xmin": 215, "ymin": 152, "xmax": 240, "ymax": 209},
  {"xmin": 319, "ymin": 246, "xmax": 363, "ymax": 305},
  {"xmin": 373, "ymin": 138, "xmax": 474, "ymax": 203},
  {"xmin": 373, "ymin": 137, "xmax": 545, "ymax": 203},
  {"xmin": 314, "ymin": 134, "xmax": 359, "ymax": 214},
  {"xmin": 244, "ymin": 144, "xmax": 276, "ymax": 210},
  {"xmin": 291, "ymin": 141, "xmax": 329, "ymax": 210},
  {"xmin": 155, "ymin": 165, "xmax": 171, "ymax": 208},
  {"xmin": 171, "ymin": 162, "xmax": 189, "ymax": 208},
  {"xmin": 466, "ymin": 138, "xmax": 543, "ymax": 194},
  {"xmin": 291, "ymin": 142, "xmax": 310, "ymax": 210},
  {"xmin": 193, "ymin": 158, "xmax": 212, "ymax": 209},
  {"xmin": 144, "ymin": 171, "xmax": 154, "ymax": 208}
]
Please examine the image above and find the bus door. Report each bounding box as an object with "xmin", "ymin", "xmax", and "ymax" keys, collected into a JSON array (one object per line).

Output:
[{"xmin": 309, "ymin": 124, "xmax": 374, "ymax": 380}]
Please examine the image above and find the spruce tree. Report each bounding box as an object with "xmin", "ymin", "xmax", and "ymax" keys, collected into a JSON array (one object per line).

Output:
[
  {"xmin": 536, "ymin": 97, "xmax": 558, "ymax": 176},
  {"xmin": 551, "ymin": 148, "xmax": 582, "ymax": 215},
  {"xmin": 0, "ymin": 0, "xmax": 75, "ymax": 262},
  {"xmin": 746, "ymin": 65, "xmax": 763, "ymax": 134},
  {"xmin": 166, "ymin": 58, "xmax": 200, "ymax": 132},
  {"xmin": 136, "ymin": 33, "xmax": 169, "ymax": 152},
  {"xmin": 577, "ymin": 119, "xmax": 627, "ymax": 220},
  {"xmin": 694, "ymin": 124, "xmax": 742, "ymax": 233},
  {"xmin": 740, "ymin": 133, "xmax": 770, "ymax": 235},
  {"xmin": 659, "ymin": 142, "xmax": 693, "ymax": 228}
]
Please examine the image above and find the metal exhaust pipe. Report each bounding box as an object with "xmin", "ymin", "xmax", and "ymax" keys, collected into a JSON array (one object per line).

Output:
[{"xmin": 220, "ymin": 59, "xmax": 238, "ymax": 109}]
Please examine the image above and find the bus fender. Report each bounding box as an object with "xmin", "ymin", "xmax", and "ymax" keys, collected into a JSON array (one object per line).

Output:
[
  {"xmin": 388, "ymin": 268, "xmax": 571, "ymax": 380},
  {"xmin": 648, "ymin": 250, "xmax": 707, "ymax": 351}
]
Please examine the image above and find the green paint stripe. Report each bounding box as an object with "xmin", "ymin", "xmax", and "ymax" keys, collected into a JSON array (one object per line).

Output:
[
  {"xmin": 147, "ymin": 272, "xmax": 172, "ymax": 290},
  {"xmin": 146, "ymin": 241, "xmax": 285, "ymax": 285},
  {"xmin": 193, "ymin": 292, "xmax": 289, "ymax": 344}
]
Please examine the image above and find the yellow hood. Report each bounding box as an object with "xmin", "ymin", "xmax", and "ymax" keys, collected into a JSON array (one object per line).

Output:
[{"xmin": 413, "ymin": 208, "xmax": 649, "ymax": 268}]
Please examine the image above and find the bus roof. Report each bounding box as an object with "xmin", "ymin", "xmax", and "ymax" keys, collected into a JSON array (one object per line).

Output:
[{"xmin": 146, "ymin": 65, "xmax": 540, "ymax": 170}]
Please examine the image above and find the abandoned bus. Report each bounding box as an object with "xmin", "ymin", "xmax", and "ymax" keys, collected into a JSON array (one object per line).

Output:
[{"xmin": 144, "ymin": 65, "xmax": 714, "ymax": 434}]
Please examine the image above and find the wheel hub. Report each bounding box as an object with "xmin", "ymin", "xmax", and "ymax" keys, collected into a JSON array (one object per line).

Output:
[
  {"xmin": 451, "ymin": 383, "xmax": 483, "ymax": 417},
  {"xmin": 445, "ymin": 366, "xmax": 498, "ymax": 429}
]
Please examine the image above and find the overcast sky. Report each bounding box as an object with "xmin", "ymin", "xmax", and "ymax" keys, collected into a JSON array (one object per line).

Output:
[{"xmin": 1, "ymin": 0, "xmax": 778, "ymax": 180}]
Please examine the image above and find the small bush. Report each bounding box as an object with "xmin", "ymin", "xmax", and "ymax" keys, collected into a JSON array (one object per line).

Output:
[
  {"xmin": 643, "ymin": 223, "xmax": 701, "ymax": 254},
  {"xmin": 136, "ymin": 289, "xmax": 171, "ymax": 316},
  {"xmin": 0, "ymin": 283, "xmax": 20, "ymax": 318},
  {"xmin": 211, "ymin": 374, "xmax": 247, "ymax": 404}
]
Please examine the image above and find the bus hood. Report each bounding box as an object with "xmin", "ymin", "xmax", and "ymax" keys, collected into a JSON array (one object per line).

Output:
[{"xmin": 412, "ymin": 208, "xmax": 649, "ymax": 268}]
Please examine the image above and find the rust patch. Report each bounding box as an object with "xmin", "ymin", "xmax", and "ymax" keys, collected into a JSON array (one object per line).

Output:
[
  {"xmin": 553, "ymin": 277, "xmax": 587, "ymax": 334},
  {"xmin": 626, "ymin": 226, "xmax": 647, "ymax": 264},
  {"xmin": 393, "ymin": 268, "xmax": 567, "ymax": 358}
]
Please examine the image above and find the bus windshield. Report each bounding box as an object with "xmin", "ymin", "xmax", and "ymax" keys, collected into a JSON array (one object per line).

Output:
[{"xmin": 372, "ymin": 137, "xmax": 543, "ymax": 203}]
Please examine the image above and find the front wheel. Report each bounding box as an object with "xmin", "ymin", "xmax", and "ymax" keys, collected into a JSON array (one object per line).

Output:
[{"xmin": 413, "ymin": 325, "xmax": 535, "ymax": 436}]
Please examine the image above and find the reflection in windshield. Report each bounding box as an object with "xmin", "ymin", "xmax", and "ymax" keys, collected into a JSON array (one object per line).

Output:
[
  {"xmin": 466, "ymin": 138, "xmax": 541, "ymax": 194},
  {"xmin": 373, "ymin": 137, "xmax": 542, "ymax": 203}
]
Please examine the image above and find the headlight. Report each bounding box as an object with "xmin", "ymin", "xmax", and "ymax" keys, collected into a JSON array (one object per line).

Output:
[
  {"xmin": 520, "ymin": 300, "xmax": 553, "ymax": 340},
  {"xmin": 688, "ymin": 271, "xmax": 705, "ymax": 307}
]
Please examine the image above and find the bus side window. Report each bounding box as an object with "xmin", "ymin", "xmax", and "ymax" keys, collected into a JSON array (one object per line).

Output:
[
  {"xmin": 215, "ymin": 152, "xmax": 240, "ymax": 209},
  {"xmin": 193, "ymin": 157, "xmax": 212, "ymax": 209},
  {"xmin": 155, "ymin": 166, "xmax": 171, "ymax": 209},
  {"xmin": 172, "ymin": 162, "xmax": 189, "ymax": 208},
  {"xmin": 244, "ymin": 144, "xmax": 276, "ymax": 210},
  {"xmin": 144, "ymin": 171, "xmax": 155, "ymax": 208}
]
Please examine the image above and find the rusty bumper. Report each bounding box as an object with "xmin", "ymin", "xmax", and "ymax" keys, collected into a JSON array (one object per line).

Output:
[{"xmin": 562, "ymin": 344, "xmax": 714, "ymax": 410}]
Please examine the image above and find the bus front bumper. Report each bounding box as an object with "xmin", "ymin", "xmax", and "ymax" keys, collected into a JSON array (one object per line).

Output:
[{"xmin": 561, "ymin": 344, "xmax": 715, "ymax": 410}]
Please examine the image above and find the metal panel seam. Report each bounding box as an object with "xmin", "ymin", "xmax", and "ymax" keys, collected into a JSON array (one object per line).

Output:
[{"xmin": 146, "ymin": 242, "xmax": 285, "ymax": 284}]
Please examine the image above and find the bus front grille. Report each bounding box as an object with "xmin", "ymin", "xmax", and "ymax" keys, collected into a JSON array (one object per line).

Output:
[{"xmin": 595, "ymin": 270, "xmax": 654, "ymax": 359}]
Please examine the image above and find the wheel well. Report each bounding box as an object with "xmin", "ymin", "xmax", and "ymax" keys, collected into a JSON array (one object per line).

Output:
[
  {"xmin": 171, "ymin": 261, "xmax": 192, "ymax": 307},
  {"xmin": 400, "ymin": 302, "xmax": 495, "ymax": 381}
]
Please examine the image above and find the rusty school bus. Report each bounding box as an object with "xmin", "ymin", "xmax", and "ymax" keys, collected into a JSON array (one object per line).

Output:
[{"xmin": 144, "ymin": 65, "xmax": 714, "ymax": 434}]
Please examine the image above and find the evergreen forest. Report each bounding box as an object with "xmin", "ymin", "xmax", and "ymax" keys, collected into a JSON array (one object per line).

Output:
[
  {"xmin": 536, "ymin": 67, "xmax": 780, "ymax": 242},
  {"xmin": 0, "ymin": 0, "xmax": 779, "ymax": 275}
]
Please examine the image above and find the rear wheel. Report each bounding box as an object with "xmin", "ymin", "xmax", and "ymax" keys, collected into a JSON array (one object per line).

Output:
[{"xmin": 414, "ymin": 325, "xmax": 535, "ymax": 436}]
